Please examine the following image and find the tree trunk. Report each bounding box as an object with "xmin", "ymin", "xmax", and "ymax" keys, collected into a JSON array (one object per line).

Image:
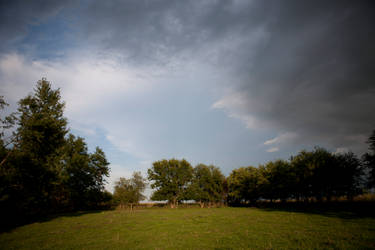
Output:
[
  {"xmin": 0, "ymin": 150, "xmax": 12, "ymax": 167},
  {"xmin": 199, "ymin": 201, "xmax": 204, "ymax": 208},
  {"xmin": 170, "ymin": 198, "xmax": 177, "ymax": 208}
]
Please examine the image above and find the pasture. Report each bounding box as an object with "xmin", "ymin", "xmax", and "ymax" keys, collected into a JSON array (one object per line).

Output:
[{"xmin": 1, "ymin": 207, "xmax": 374, "ymax": 249}]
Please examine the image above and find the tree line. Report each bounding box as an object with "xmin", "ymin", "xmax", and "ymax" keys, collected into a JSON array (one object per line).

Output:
[
  {"xmin": 0, "ymin": 79, "xmax": 111, "ymax": 226},
  {"xmin": 2, "ymin": 79, "xmax": 375, "ymax": 218},
  {"xmin": 227, "ymin": 148, "xmax": 364, "ymax": 204},
  {"xmin": 115, "ymin": 134, "xmax": 375, "ymax": 208}
]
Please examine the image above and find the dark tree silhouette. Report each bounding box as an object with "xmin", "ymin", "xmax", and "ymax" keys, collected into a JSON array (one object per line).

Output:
[{"xmin": 363, "ymin": 130, "xmax": 375, "ymax": 188}]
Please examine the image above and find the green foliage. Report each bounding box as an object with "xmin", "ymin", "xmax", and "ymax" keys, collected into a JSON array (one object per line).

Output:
[
  {"xmin": 262, "ymin": 160, "xmax": 294, "ymax": 201},
  {"xmin": 7, "ymin": 79, "xmax": 69, "ymax": 212},
  {"xmin": 0, "ymin": 96, "xmax": 16, "ymax": 142},
  {"xmin": 334, "ymin": 152, "xmax": 363, "ymax": 198},
  {"xmin": 148, "ymin": 159, "xmax": 193, "ymax": 207},
  {"xmin": 290, "ymin": 148, "xmax": 337, "ymax": 200},
  {"xmin": 188, "ymin": 164, "xmax": 225, "ymax": 207},
  {"xmin": 55, "ymin": 134, "xmax": 110, "ymax": 209},
  {"xmin": 226, "ymin": 147, "xmax": 363, "ymax": 204},
  {"xmin": 228, "ymin": 166, "xmax": 266, "ymax": 204},
  {"xmin": 290, "ymin": 148, "xmax": 363, "ymax": 201},
  {"xmin": 113, "ymin": 172, "xmax": 146, "ymax": 209},
  {"xmin": 17, "ymin": 79, "xmax": 67, "ymax": 160},
  {"xmin": 0, "ymin": 79, "xmax": 111, "ymax": 225},
  {"xmin": 363, "ymin": 130, "xmax": 375, "ymax": 188}
]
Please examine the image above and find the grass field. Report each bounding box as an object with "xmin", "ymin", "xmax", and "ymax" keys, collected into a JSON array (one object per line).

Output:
[{"xmin": 1, "ymin": 207, "xmax": 374, "ymax": 249}]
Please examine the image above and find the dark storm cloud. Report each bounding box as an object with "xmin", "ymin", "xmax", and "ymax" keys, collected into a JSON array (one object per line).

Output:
[
  {"xmin": 76, "ymin": 0, "xmax": 261, "ymax": 63},
  {"xmin": 0, "ymin": 0, "xmax": 74, "ymax": 51},
  {"xmin": 235, "ymin": 1, "xmax": 375, "ymax": 151},
  {"xmin": 76, "ymin": 0, "xmax": 375, "ymax": 151},
  {"xmin": 1, "ymin": 0, "xmax": 374, "ymax": 152}
]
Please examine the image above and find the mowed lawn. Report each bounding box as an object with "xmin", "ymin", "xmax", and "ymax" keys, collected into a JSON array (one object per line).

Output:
[{"xmin": 1, "ymin": 207, "xmax": 374, "ymax": 249}]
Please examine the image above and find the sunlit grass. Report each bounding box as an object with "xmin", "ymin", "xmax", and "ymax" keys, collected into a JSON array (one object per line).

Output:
[{"xmin": 1, "ymin": 207, "xmax": 374, "ymax": 249}]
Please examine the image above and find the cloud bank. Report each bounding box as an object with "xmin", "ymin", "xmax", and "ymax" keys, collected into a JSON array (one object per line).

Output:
[{"xmin": 1, "ymin": 0, "xmax": 374, "ymax": 190}]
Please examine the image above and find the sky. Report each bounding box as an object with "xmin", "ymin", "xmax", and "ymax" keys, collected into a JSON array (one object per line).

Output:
[{"xmin": 0, "ymin": 0, "xmax": 374, "ymax": 195}]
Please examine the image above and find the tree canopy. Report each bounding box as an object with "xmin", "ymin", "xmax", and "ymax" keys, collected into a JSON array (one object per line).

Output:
[
  {"xmin": 0, "ymin": 79, "xmax": 111, "ymax": 226},
  {"xmin": 226, "ymin": 147, "xmax": 364, "ymax": 204},
  {"xmin": 113, "ymin": 172, "xmax": 146, "ymax": 210},
  {"xmin": 187, "ymin": 164, "xmax": 225, "ymax": 207},
  {"xmin": 148, "ymin": 159, "xmax": 193, "ymax": 208},
  {"xmin": 363, "ymin": 130, "xmax": 375, "ymax": 188}
]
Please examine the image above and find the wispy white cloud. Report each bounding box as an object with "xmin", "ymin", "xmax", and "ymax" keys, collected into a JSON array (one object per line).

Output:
[
  {"xmin": 264, "ymin": 132, "xmax": 297, "ymax": 146},
  {"xmin": 334, "ymin": 147, "xmax": 349, "ymax": 154},
  {"xmin": 106, "ymin": 134, "xmax": 150, "ymax": 160},
  {"xmin": 263, "ymin": 132, "xmax": 297, "ymax": 153},
  {"xmin": 263, "ymin": 137, "xmax": 278, "ymax": 145},
  {"xmin": 212, "ymin": 91, "xmax": 260, "ymax": 129},
  {"xmin": 266, "ymin": 147, "xmax": 279, "ymax": 153}
]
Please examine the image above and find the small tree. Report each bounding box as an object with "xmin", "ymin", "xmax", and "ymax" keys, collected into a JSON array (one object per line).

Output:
[
  {"xmin": 148, "ymin": 159, "xmax": 193, "ymax": 208},
  {"xmin": 113, "ymin": 172, "xmax": 146, "ymax": 210}
]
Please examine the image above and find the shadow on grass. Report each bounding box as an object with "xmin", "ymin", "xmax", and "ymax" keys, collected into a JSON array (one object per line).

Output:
[
  {"xmin": 252, "ymin": 201, "xmax": 375, "ymax": 219},
  {"xmin": 0, "ymin": 209, "xmax": 113, "ymax": 233}
]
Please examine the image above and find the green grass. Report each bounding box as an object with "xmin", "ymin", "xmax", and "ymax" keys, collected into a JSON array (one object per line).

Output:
[{"xmin": 1, "ymin": 207, "xmax": 374, "ymax": 249}]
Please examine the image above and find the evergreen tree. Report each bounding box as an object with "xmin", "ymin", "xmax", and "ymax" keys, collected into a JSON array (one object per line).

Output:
[
  {"xmin": 17, "ymin": 78, "xmax": 67, "ymax": 160},
  {"xmin": 0, "ymin": 79, "xmax": 111, "ymax": 223},
  {"xmin": 15, "ymin": 78, "xmax": 68, "ymax": 212}
]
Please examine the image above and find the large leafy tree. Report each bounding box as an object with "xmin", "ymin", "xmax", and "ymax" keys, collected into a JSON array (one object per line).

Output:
[
  {"xmin": 334, "ymin": 152, "xmax": 362, "ymax": 199},
  {"xmin": 227, "ymin": 166, "xmax": 265, "ymax": 204},
  {"xmin": 262, "ymin": 160, "xmax": 294, "ymax": 202},
  {"xmin": 113, "ymin": 172, "xmax": 146, "ymax": 210},
  {"xmin": 55, "ymin": 134, "xmax": 110, "ymax": 209},
  {"xmin": 148, "ymin": 159, "xmax": 193, "ymax": 208},
  {"xmin": 188, "ymin": 164, "xmax": 225, "ymax": 207},
  {"xmin": 290, "ymin": 148, "xmax": 362, "ymax": 201},
  {"xmin": 290, "ymin": 150, "xmax": 316, "ymax": 201},
  {"xmin": 309, "ymin": 148, "xmax": 337, "ymax": 201}
]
